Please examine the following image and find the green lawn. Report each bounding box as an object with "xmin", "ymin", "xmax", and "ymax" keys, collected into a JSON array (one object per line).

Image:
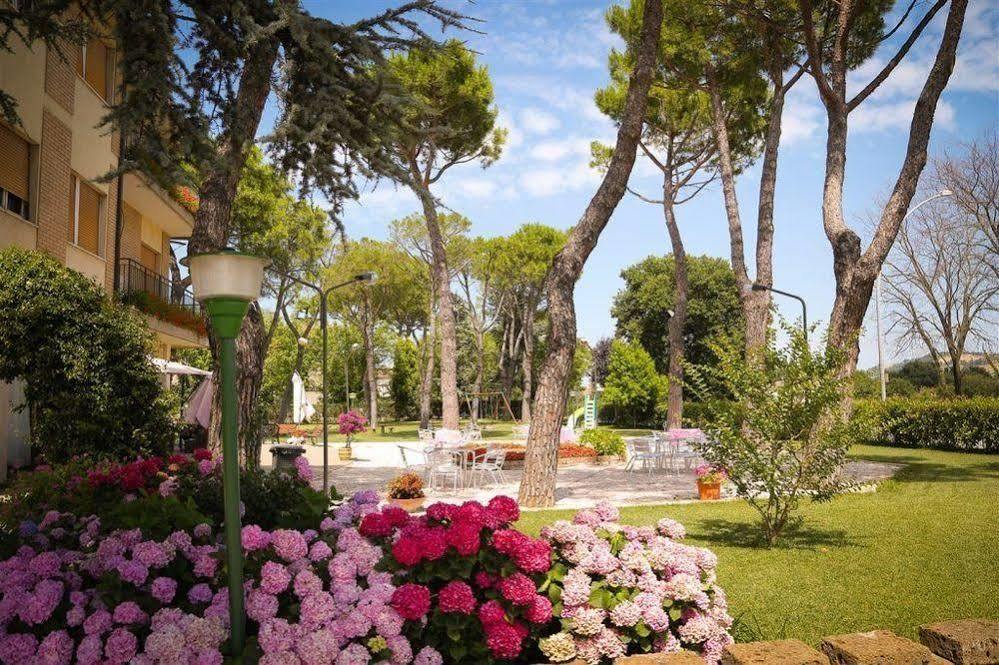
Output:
[
  {"xmin": 517, "ymin": 445, "xmax": 999, "ymax": 645},
  {"xmin": 283, "ymin": 419, "xmax": 517, "ymax": 444}
]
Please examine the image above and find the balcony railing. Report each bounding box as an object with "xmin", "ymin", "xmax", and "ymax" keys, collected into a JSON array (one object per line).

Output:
[{"xmin": 117, "ymin": 258, "xmax": 201, "ymax": 317}]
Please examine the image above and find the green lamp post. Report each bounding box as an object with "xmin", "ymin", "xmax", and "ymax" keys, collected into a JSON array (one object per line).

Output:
[{"xmin": 186, "ymin": 248, "xmax": 269, "ymax": 658}]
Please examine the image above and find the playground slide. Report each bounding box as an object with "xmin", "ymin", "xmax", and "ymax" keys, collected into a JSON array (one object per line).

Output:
[{"xmin": 567, "ymin": 405, "xmax": 585, "ymax": 430}]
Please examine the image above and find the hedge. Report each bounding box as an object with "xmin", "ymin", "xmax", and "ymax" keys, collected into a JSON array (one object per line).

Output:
[{"xmin": 855, "ymin": 398, "xmax": 999, "ymax": 453}]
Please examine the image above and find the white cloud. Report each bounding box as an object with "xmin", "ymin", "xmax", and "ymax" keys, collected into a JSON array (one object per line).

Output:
[
  {"xmin": 518, "ymin": 158, "xmax": 600, "ymax": 198},
  {"xmin": 452, "ymin": 177, "xmax": 498, "ymax": 199},
  {"xmin": 520, "ymin": 107, "xmax": 560, "ymax": 135},
  {"xmin": 528, "ymin": 137, "xmax": 592, "ymax": 162},
  {"xmin": 781, "ymin": 94, "xmax": 823, "ymax": 145},
  {"xmin": 497, "ymin": 75, "xmax": 610, "ymax": 125},
  {"xmin": 852, "ymin": 99, "xmax": 956, "ymax": 133}
]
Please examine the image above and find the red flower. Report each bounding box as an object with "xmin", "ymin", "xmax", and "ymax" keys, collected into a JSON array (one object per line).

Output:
[
  {"xmin": 391, "ymin": 583, "xmax": 431, "ymax": 621},
  {"xmin": 484, "ymin": 620, "xmax": 524, "ymax": 660},
  {"xmin": 454, "ymin": 500, "xmax": 486, "ymax": 526},
  {"xmin": 525, "ymin": 595, "xmax": 553, "ymax": 624},
  {"xmin": 445, "ymin": 521, "xmax": 481, "ymax": 557},
  {"xmin": 473, "ymin": 571, "xmax": 496, "ymax": 589},
  {"xmin": 168, "ymin": 454, "xmax": 189, "ymax": 466},
  {"xmin": 359, "ymin": 513, "xmax": 393, "ymax": 538},
  {"xmin": 486, "ymin": 495, "xmax": 520, "ymax": 527},
  {"xmin": 380, "ymin": 505, "xmax": 411, "ymax": 529},
  {"xmin": 491, "ymin": 529, "xmax": 528, "ymax": 556},
  {"xmin": 193, "ymin": 449, "xmax": 213, "ymax": 461},
  {"xmin": 391, "ymin": 535, "xmax": 423, "ymax": 567},
  {"xmin": 514, "ymin": 539, "xmax": 552, "ymax": 574},
  {"xmin": 477, "ymin": 599, "xmax": 506, "ymax": 626},
  {"xmin": 425, "ymin": 502, "xmax": 457, "ymax": 523},
  {"xmin": 420, "ymin": 526, "xmax": 447, "ymax": 561},
  {"xmin": 437, "ymin": 581, "xmax": 476, "ymax": 615},
  {"xmin": 497, "ymin": 572, "xmax": 537, "ymax": 606}
]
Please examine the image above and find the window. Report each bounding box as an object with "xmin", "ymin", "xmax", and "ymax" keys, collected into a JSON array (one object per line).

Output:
[
  {"xmin": 76, "ymin": 36, "xmax": 113, "ymax": 101},
  {"xmin": 0, "ymin": 123, "xmax": 30, "ymax": 221},
  {"xmin": 69, "ymin": 175, "xmax": 104, "ymax": 256}
]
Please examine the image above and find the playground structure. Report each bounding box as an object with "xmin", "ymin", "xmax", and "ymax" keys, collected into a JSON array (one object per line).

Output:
[{"xmin": 459, "ymin": 388, "xmax": 518, "ymax": 422}]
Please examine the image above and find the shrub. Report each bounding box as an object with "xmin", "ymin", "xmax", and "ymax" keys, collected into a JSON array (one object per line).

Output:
[
  {"xmin": 579, "ymin": 429, "xmax": 625, "ymax": 456},
  {"xmin": 387, "ymin": 472, "xmax": 425, "ymax": 499},
  {"xmin": 855, "ymin": 397, "xmax": 999, "ymax": 453},
  {"xmin": 686, "ymin": 324, "xmax": 858, "ymax": 546},
  {"xmin": 359, "ymin": 496, "xmax": 554, "ymax": 663},
  {"xmin": 602, "ymin": 340, "xmax": 665, "ymax": 426},
  {"xmin": 539, "ymin": 502, "xmax": 732, "ymax": 663},
  {"xmin": 0, "ymin": 247, "xmax": 175, "ymax": 462}
]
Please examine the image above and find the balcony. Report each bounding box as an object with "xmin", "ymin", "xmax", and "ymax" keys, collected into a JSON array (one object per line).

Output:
[{"xmin": 117, "ymin": 258, "xmax": 207, "ymax": 342}]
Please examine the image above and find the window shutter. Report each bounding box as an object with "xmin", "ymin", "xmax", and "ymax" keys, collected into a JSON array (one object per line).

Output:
[
  {"xmin": 0, "ymin": 124, "xmax": 30, "ymax": 201},
  {"xmin": 76, "ymin": 44, "xmax": 85, "ymax": 77},
  {"xmin": 84, "ymin": 38, "xmax": 108, "ymax": 99},
  {"xmin": 140, "ymin": 244, "xmax": 158, "ymax": 272},
  {"xmin": 77, "ymin": 181, "xmax": 102, "ymax": 254},
  {"xmin": 69, "ymin": 176, "xmax": 77, "ymax": 241}
]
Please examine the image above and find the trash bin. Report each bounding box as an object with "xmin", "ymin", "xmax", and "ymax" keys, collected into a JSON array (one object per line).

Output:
[{"xmin": 270, "ymin": 444, "xmax": 306, "ymax": 474}]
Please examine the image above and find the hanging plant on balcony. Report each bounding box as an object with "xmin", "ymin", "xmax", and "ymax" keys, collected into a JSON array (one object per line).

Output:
[
  {"xmin": 122, "ymin": 290, "xmax": 207, "ymax": 336},
  {"xmin": 171, "ymin": 185, "xmax": 200, "ymax": 213}
]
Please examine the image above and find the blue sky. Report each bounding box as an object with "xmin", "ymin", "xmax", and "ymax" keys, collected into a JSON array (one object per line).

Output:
[{"xmin": 276, "ymin": 0, "xmax": 998, "ymax": 369}]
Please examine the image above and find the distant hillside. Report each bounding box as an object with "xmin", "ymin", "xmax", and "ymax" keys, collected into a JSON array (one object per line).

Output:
[{"xmin": 863, "ymin": 351, "xmax": 996, "ymax": 375}]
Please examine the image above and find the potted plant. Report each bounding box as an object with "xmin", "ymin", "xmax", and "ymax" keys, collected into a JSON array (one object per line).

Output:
[
  {"xmin": 386, "ymin": 472, "xmax": 426, "ymax": 512},
  {"xmin": 694, "ymin": 464, "xmax": 727, "ymax": 500},
  {"xmin": 337, "ymin": 410, "xmax": 367, "ymax": 461}
]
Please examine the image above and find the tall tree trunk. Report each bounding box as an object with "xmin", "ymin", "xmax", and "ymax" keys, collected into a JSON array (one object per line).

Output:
[
  {"xmin": 412, "ymin": 185, "xmax": 460, "ymax": 429},
  {"xmin": 518, "ymin": 0, "xmax": 663, "ymax": 507},
  {"xmin": 418, "ymin": 291, "xmax": 436, "ymax": 429},
  {"xmin": 471, "ymin": 328, "xmax": 484, "ymax": 424},
  {"xmin": 189, "ymin": 35, "xmax": 282, "ymax": 466},
  {"xmin": 825, "ymin": 0, "xmax": 967, "ymax": 376},
  {"xmin": 950, "ymin": 353, "xmax": 962, "ymax": 395},
  {"xmin": 520, "ymin": 301, "xmax": 534, "ymax": 422},
  {"xmin": 663, "ymin": 180, "xmax": 687, "ymax": 429},
  {"xmin": 363, "ymin": 323, "xmax": 378, "ymax": 429}
]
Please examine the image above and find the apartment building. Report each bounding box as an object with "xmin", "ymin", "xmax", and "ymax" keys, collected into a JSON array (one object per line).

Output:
[{"xmin": 0, "ymin": 26, "xmax": 207, "ymax": 474}]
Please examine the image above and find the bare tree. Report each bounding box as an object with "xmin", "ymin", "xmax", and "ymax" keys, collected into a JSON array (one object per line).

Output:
[
  {"xmin": 518, "ymin": 0, "xmax": 664, "ymax": 508},
  {"xmin": 883, "ymin": 143, "xmax": 999, "ymax": 394}
]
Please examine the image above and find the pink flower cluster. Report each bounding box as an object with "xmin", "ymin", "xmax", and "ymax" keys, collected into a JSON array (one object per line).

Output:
[
  {"xmin": 538, "ymin": 502, "xmax": 733, "ymax": 664},
  {"xmin": 243, "ymin": 492, "xmax": 440, "ymax": 665},
  {"xmin": 0, "ymin": 511, "xmax": 226, "ymax": 664},
  {"xmin": 362, "ymin": 496, "xmax": 552, "ymax": 662}
]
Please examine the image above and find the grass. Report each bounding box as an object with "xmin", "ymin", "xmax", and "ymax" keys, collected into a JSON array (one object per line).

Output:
[
  {"xmin": 516, "ymin": 445, "xmax": 999, "ymax": 645},
  {"xmin": 280, "ymin": 419, "xmax": 517, "ymax": 444}
]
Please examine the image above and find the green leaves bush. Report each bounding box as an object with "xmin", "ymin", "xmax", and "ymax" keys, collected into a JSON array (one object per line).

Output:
[
  {"xmin": 855, "ymin": 398, "xmax": 999, "ymax": 453},
  {"xmin": 579, "ymin": 429, "xmax": 625, "ymax": 456},
  {"xmin": 0, "ymin": 248, "xmax": 175, "ymax": 462}
]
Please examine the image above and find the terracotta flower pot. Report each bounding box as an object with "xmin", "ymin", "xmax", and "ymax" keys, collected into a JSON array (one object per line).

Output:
[
  {"xmin": 697, "ymin": 479, "xmax": 722, "ymax": 501},
  {"xmin": 389, "ymin": 497, "xmax": 425, "ymax": 513},
  {"xmin": 338, "ymin": 447, "xmax": 351, "ymax": 462}
]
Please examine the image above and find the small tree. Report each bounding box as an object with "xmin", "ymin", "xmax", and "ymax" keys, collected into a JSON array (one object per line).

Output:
[
  {"xmin": 0, "ymin": 248, "xmax": 174, "ymax": 462},
  {"xmin": 686, "ymin": 323, "xmax": 857, "ymax": 546},
  {"xmin": 391, "ymin": 338, "xmax": 421, "ymax": 420},
  {"xmin": 602, "ymin": 339, "xmax": 663, "ymax": 427}
]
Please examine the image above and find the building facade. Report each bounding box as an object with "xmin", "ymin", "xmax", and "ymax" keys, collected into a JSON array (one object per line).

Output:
[{"xmin": 0, "ymin": 28, "xmax": 207, "ymax": 476}]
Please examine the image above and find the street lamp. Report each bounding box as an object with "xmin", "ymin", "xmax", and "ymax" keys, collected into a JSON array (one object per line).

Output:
[
  {"xmin": 346, "ymin": 342, "xmax": 361, "ymax": 411},
  {"xmin": 875, "ymin": 190, "xmax": 953, "ymax": 400},
  {"xmin": 272, "ymin": 270, "xmax": 376, "ymax": 497},
  {"xmin": 751, "ymin": 283, "xmax": 808, "ymax": 342},
  {"xmin": 185, "ymin": 248, "xmax": 269, "ymax": 658}
]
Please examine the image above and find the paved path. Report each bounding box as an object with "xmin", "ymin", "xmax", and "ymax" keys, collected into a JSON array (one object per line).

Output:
[{"xmin": 262, "ymin": 442, "xmax": 902, "ymax": 510}]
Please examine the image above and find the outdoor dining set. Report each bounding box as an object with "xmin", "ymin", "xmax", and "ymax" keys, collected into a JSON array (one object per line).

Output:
[
  {"xmin": 624, "ymin": 428, "xmax": 707, "ymax": 474},
  {"xmin": 397, "ymin": 426, "xmax": 508, "ymax": 491}
]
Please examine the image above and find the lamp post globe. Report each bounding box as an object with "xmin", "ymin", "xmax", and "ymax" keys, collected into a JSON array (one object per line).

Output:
[{"xmin": 185, "ymin": 248, "xmax": 269, "ymax": 658}]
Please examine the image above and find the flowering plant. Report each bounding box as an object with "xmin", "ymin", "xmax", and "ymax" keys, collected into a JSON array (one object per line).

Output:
[
  {"xmin": 361, "ymin": 496, "xmax": 553, "ymax": 663},
  {"xmin": 337, "ymin": 411, "xmax": 368, "ymax": 448},
  {"xmin": 693, "ymin": 464, "xmax": 728, "ymax": 485},
  {"xmin": 538, "ymin": 502, "xmax": 732, "ymax": 664},
  {"xmin": 387, "ymin": 473, "xmax": 425, "ymax": 500}
]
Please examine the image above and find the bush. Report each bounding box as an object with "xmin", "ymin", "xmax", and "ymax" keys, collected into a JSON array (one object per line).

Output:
[
  {"xmin": 579, "ymin": 429, "xmax": 625, "ymax": 456},
  {"xmin": 387, "ymin": 472, "xmax": 425, "ymax": 499},
  {"xmin": 855, "ymin": 397, "xmax": 999, "ymax": 453},
  {"xmin": 539, "ymin": 502, "xmax": 732, "ymax": 662},
  {"xmin": 0, "ymin": 247, "xmax": 175, "ymax": 462},
  {"xmin": 602, "ymin": 340, "xmax": 665, "ymax": 426}
]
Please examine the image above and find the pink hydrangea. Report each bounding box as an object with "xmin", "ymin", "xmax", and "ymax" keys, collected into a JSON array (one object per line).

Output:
[
  {"xmin": 271, "ymin": 530, "xmax": 308, "ymax": 562},
  {"xmin": 390, "ymin": 583, "xmax": 431, "ymax": 621},
  {"xmin": 241, "ymin": 525, "xmax": 272, "ymax": 552},
  {"xmin": 497, "ymin": 572, "xmax": 537, "ymax": 606},
  {"xmin": 150, "ymin": 576, "xmax": 177, "ymax": 603},
  {"xmin": 483, "ymin": 619, "xmax": 524, "ymax": 660},
  {"xmin": 437, "ymin": 581, "xmax": 476, "ymax": 615}
]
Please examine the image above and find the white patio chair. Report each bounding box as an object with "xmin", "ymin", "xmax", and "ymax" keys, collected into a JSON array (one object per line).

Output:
[
  {"xmin": 398, "ymin": 445, "xmax": 429, "ymax": 478},
  {"xmin": 625, "ymin": 438, "xmax": 660, "ymax": 474},
  {"xmin": 470, "ymin": 448, "xmax": 507, "ymax": 487},
  {"xmin": 418, "ymin": 429, "xmax": 435, "ymax": 445},
  {"xmin": 426, "ymin": 447, "xmax": 462, "ymax": 492}
]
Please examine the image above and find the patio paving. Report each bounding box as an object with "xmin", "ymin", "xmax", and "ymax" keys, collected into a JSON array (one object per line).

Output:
[{"xmin": 262, "ymin": 442, "xmax": 902, "ymax": 510}]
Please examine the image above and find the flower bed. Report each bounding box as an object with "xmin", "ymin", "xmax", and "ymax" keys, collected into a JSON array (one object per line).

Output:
[{"xmin": 482, "ymin": 444, "xmax": 599, "ymax": 469}]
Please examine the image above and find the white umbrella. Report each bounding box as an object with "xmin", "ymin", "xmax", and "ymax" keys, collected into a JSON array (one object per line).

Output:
[
  {"xmin": 183, "ymin": 376, "xmax": 213, "ymax": 428},
  {"xmin": 292, "ymin": 371, "xmax": 309, "ymax": 424},
  {"xmin": 150, "ymin": 357, "xmax": 211, "ymax": 376}
]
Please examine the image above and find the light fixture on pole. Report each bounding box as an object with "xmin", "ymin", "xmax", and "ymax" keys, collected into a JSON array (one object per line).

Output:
[
  {"xmin": 751, "ymin": 283, "xmax": 808, "ymax": 342},
  {"xmin": 184, "ymin": 248, "xmax": 269, "ymax": 658},
  {"xmin": 346, "ymin": 342, "xmax": 361, "ymax": 411},
  {"xmin": 269, "ymin": 270, "xmax": 376, "ymax": 497},
  {"xmin": 875, "ymin": 190, "xmax": 953, "ymax": 400}
]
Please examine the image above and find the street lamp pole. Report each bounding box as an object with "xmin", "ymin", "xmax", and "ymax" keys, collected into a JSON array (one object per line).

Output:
[
  {"xmin": 274, "ymin": 271, "xmax": 376, "ymax": 497},
  {"xmin": 751, "ymin": 283, "xmax": 808, "ymax": 342},
  {"xmin": 875, "ymin": 190, "xmax": 953, "ymax": 400},
  {"xmin": 346, "ymin": 342, "xmax": 360, "ymax": 411},
  {"xmin": 185, "ymin": 249, "xmax": 269, "ymax": 658}
]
